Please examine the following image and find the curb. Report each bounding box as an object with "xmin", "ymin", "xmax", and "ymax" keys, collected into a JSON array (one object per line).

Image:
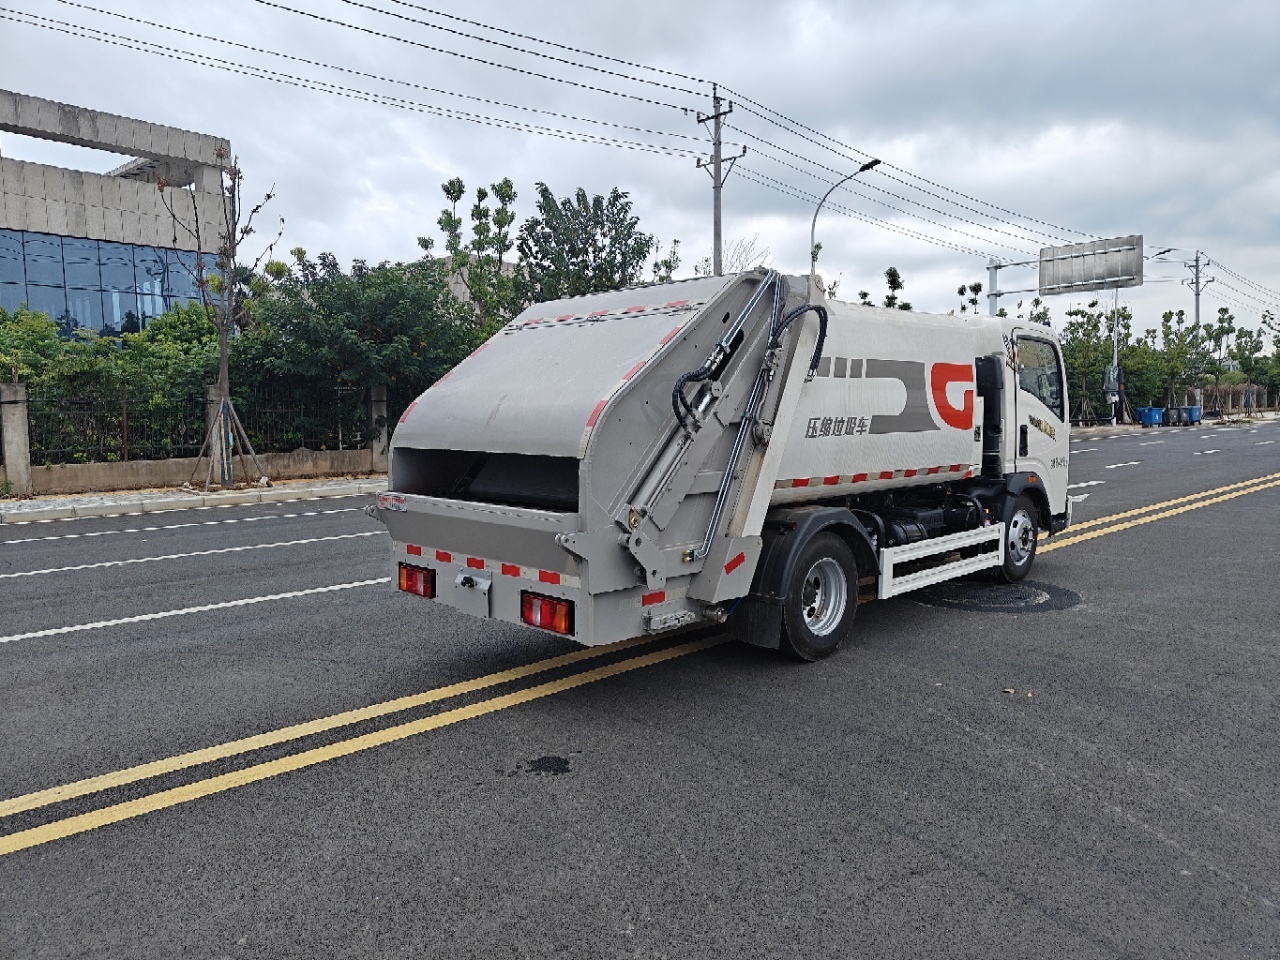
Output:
[{"xmin": 0, "ymin": 479, "xmax": 387, "ymax": 524}]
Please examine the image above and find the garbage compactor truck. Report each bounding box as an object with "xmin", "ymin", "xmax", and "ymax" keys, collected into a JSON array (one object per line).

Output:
[{"xmin": 369, "ymin": 269, "xmax": 1071, "ymax": 660}]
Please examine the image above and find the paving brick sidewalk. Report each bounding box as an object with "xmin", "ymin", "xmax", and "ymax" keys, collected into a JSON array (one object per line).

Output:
[{"xmin": 0, "ymin": 476, "xmax": 388, "ymax": 524}]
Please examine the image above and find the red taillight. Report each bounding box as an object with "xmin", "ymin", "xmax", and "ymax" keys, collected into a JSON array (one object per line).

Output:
[
  {"xmin": 398, "ymin": 563, "xmax": 435, "ymax": 598},
  {"xmin": 520, "ymin": 591, "xmax": 574, "ymax": 636}
]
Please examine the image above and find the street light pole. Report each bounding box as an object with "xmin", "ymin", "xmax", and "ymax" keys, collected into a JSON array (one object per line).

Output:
[{"xmin": 809, "ymin": 158, "xmax": 881, "ymax": 300}]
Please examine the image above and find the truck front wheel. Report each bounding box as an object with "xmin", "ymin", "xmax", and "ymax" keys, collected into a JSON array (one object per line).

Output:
[
  {"xmin": 999, "ymin": 494, "xmax": 1039, "ymax": 583},
  {"xmin": 780, "ymin": 532, "xmax": 858, "ymax": 661}
]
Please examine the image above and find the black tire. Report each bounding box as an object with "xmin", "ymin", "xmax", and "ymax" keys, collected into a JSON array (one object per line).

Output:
[
  {"xmin": 998, "ymin": 494, "xmax": 1039, "ymax": 583},
  {"xmin": 780, "ymin": 532, "xmax": 858, "ymax": 662}
]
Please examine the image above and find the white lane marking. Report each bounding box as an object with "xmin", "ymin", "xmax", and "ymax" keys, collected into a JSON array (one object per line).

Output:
[
  {"xmin": 1139, "ymin": 441, "xmax": 1165, "ymax": 446},
  {"xmin": 1258, "ymin": 440, "xmax": 1276, "ymax": 446},
  {"xmin": 0, "ymin": 532, "xmax": 385, "ymax": 579},
  {"xmin": 1104, "ymin": 461, "xmax": 1142, "ymax": 469},
  {"xmin": 1074, "ymin": 448, "xmax": 1099, "ymax": 453},
  {"xmin": 1194, "ymin": 450, "xmax": 1221, "ymax": 456},
  {"xmin": 1201, "ymin": 435, "xmax": 1215, "ymax": 439},
  {"xmin": 0, "ymin": 495, "xmax": 364, "ymax": 526},
  {"xmin": 1067, "ymin": 481, "xmax": 1106, "ymax": 489},
  {"xmin": 0, "ymin": 509, "xmax": 361, "ymax": 546},
  {"xmin": 0, "ymin": 578, "xmax": 391, "ymax": 645}
]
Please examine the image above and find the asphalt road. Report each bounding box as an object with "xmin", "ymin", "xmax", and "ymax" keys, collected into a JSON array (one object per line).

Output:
[{"xmin": 2, "ymin": 420, "xmax": 1278, "ymax": 959}]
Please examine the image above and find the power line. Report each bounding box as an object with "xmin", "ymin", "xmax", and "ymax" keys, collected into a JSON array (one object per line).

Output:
[
  {"xmin": 362, "ymin": 0, "xmax": 1084, "ymax": 254},
  {"xmin": 333, "ymin": 0, "xmax": 703, "ymax": 97},
  {"xmin": 729, "ymin": 120, "xmax": 1071, "ymax": 248},
  {"xmin": 738, "ymin": 166, "xmax": 1004, "ymax": 260},
  {"xmin": 746, "ymin": 146, "xmax": 1033, "ymax": 256},
  {"xmin": 51, "ymin": 0, "xmax": 716, "ymax": 149},
  {"xmin": 736, "ymin": 130, "xmax": 1038, "ymax": 254},
  {"xmin": 1203, "ymin": 256, "xmax": 1280, "ymax": 303},
  {"xmin": 725, "ymin": 93, "xmax": 1094, "ymax": 242},
  {"xmin": 251, "ymin": 0, "xmax": 694, "ymax": 113},
  {"xmin": 1, "ymin": 10, "xmax": 706, "ymax": 160},
  {"xmin": 376, "ymin": 0, "xmax": 710, "ymax": 86},
  {"xmin": 1211, "ymin": 278, "xmax": 1280, "ymax": 313}
]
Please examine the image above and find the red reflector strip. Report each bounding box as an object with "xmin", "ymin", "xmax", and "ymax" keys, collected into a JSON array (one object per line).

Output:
[
  {"xmin": 927, "ymin": 466, "xmax": 941, "ymax": 475},
  {"xmin": 664, "ymin": 300, "xmax": 689, "ymax": 308},
  {"xmin": 850, "ymin": 473, "xmax": 868, "ymax": 483},
  {"xmin": 879, "ymin": 471, "xmax": 895, "ymax": 480},
  {"xmin": 792, "ymin": 478, "xmax": 811, "ymax": 487},
  {"xmin": 589, "ymin": 310, "xmax": 609, "ymax": 317},
  {"xmin": 950, "ymin": 464, "xmax": 965, "ymax": 472},
  {"xmin": 585, "ymin": 398, "xmax": 608, "ymax": 428},
  {"xmin": 659, "ymin": 326, "xmax": 682, "ymax": 346},
  {"xmin": 622, "ymin": 361, "xmax": 645, "ymax": 380},
  {"xmin": 641, "ymin": 591, "xmax": 666, "ymax": 606},
  {"xmin": 822, "ymin": 475, "xmax": 840, "ymax": 485},
  {"xmin": 403, "ymin": 547, "xmax": 581, "ymax": 589},
  {"xmin": 406, "ymin": 544, "xmax": 422, "ymax": 556},
  {"xmin": 398, "ymin": 401, "xmax": 417, "ymax": 424},
  {"xmin": 557, "ymin": 314, "xmax": 575, "ymax": 321},
  {"xmin": 724, "ymin": 552, "xmax": 746, "ymax": 574},
  {"xmin": 903, "ymin": 469, "xmax": 917, "ymax": 478},
  {"xmin": 624, "ymin": 305, "xmax": 646, "ymax": 313}
]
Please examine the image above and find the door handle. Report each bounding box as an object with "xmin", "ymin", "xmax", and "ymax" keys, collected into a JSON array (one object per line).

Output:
[{"xmin": 1019, "ymin": 425, "xmax": 1029, "ymax": 457}]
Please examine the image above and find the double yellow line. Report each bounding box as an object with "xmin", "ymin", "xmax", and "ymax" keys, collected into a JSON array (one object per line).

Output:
[
  {"xmin": 1041, "ymin": 470, "xmax": 1280, "ymax": 553},
  {"xmin": 4, "ymin": 470, "xmax": 1279, "ymax": 857},
  {"xmin": 0, "ymin": 635, "xmax": 723, "ymax": 857}
]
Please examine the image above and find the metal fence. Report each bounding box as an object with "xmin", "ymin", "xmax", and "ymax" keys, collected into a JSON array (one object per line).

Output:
[
  {"xmin": 26, "ymin": 386, "xmax": 374, "ymax": 465},
  {"xmin": 27, "ymin": 392, "xmax": 207, "ymax": 465},
  {"xmin": 234, "ymin": 385, "xmax": 369, "ymax": 455}
]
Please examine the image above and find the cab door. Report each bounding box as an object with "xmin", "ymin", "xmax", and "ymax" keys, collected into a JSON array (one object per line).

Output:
[{"xmin": 1012, "ymin": 331, "xmax": 1069, "ymax": 514}]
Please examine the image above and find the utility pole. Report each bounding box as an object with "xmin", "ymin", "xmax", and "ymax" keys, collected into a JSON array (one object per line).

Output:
[
  {"xmin": 697, "ymin": 84, "xmax": 745, "ymax": 276},
  {"xmin": 1185, "ymin": 251, "xmax": 1214, "ymax": 327}
]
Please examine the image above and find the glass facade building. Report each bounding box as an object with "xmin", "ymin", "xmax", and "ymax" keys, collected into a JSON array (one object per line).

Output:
[{"xmin": 0, "ymin": 228, "xmax": 210, "ymax": 334}]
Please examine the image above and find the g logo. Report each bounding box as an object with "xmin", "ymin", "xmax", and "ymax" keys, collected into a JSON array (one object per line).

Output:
[{"xmin": 930, "ymin": 363, "xmax": 974, "ymax": 430}]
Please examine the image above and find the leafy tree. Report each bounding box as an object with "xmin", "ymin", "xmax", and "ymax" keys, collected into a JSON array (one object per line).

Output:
[
  {"xmin": 957, "ymin": 281, "xmax": 983, "ymax": 314},
  {"xmin": 1202, "ymin": 306, "xmax": 1237, "ymax": 388},
  {"xmin": 883, "ymin": 267, "xmax": 912, "ymax": 310},
  {"xmin": 431, "ymin": 177, "xmax": 520, "ymax": 332},
  {"xmin": 0, "ymin": 305, "xmax": 63, "ymax": 382},
  {"xmin": 250, "ymin": 249, "xmax": 479, "ymax": 400},
  {"xmin": 514, "ymin": 183, "xmax": 659, "ymax": 303}
]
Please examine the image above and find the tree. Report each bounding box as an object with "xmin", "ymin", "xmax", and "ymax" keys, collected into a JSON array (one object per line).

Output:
[
  {"xmin": 514, "ymin": 183, "xmax": 658, "ymax": 303},
  {"xmin": 0, "ymin": 305, "xmax": 63, "ymax": 382},
  {"xmin": 156, "ymin": 147, "xmax": 282, "ymax": 486},
  {"xmin": 1202, "ymin": 306, "xmax": 1237, "ymax": 388},
  {"xmin": 957, "ymin": 282, "xmax": 983, "ymax": 314},
  {"xmin": 693, "ymin": 234, "xmax": 771, "ymax": 277},
  {"xmin": 883, "ymin": 267, "xmax": 912, "ymax": 310},
  {"xmin": 432, "ymin": 177, "xmax": 520, "ymax": 333},
  {"xmin": 252, "ymin": 250, "xmax": 478, "ymax": 397}
]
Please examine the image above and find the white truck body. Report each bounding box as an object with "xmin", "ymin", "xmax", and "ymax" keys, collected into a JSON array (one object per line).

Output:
[{"xmin": 372, "ymin": 271, "xmax": 1070, "ymax": 658}]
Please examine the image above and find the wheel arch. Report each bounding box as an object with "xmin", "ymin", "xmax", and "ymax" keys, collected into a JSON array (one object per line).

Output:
[{"xmin": 729, "ymin": 505, "xmax": 876, "ymax": 652}]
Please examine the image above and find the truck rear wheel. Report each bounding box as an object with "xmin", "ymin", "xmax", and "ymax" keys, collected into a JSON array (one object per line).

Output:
[
  {"xmin": 780, "ymin": 532, "xmax": 858, "ymax": 661},
  {"xmin": 998, "ymin": 494, "xmax": 1038, "ymax": 583}
]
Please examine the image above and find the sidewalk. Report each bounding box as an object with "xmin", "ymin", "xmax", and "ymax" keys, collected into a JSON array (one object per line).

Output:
[
  {"xmin": 1071, "ymin": 410, "xmax": 1280, "ymax": 437},
  {"xmin": 0, "ymin": 475, "xmax": 388, "ymax": 524}
]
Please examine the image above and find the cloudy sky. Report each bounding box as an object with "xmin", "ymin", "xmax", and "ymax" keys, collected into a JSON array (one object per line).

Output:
[{"xmin": 2, "ymin": 0, "xmax": 1278, "ymax": 334}]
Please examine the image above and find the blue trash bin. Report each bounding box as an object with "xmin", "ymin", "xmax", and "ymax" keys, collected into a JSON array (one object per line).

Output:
[
  {"xmin": 1187, "ymin": 405, "xmax": 1202, "ymax": 424},
  {"xmin": 1140, "ymin": 407, "xmax": 1163, "ymax": 427}
]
